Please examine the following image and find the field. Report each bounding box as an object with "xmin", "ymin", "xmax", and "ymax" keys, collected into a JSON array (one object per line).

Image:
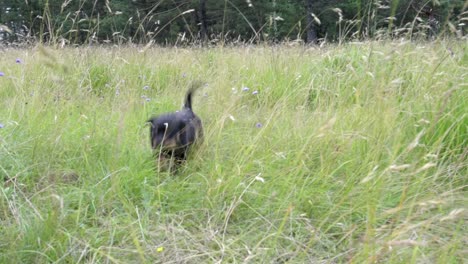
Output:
[{"xmin": 0, "ymin": 41, "xmax": 466, "ymax": 263}]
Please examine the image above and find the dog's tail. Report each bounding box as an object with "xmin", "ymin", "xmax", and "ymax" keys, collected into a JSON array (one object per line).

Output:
[{"xmin": 184, "ymin": 80, "xmax": 204, "ymax": 110}]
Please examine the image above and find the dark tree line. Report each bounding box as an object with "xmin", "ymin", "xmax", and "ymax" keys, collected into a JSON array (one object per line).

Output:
[{"xmin": 0, "ymin": 0, "xmax": 465, "ymax": 45}]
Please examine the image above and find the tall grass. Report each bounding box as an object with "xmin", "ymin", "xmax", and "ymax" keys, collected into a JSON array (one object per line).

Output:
[{"xmin": 0, "ymin": 41, "xmax": 466, "ymax": 263}]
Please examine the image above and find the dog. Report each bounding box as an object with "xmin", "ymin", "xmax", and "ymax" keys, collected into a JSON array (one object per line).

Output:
[{"xmin": 147, "ymin": 82, "xmax": 203, "ymax": 165}]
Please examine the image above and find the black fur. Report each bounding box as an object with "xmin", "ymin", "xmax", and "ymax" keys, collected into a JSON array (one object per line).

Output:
[{"xmin": 147, "ymin": 82, "xmax": 203, "ymax": 162}]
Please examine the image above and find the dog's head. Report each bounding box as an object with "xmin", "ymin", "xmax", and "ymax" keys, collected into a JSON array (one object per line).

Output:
[
  {"xmin": 148, "ymin": 110, "xmax": 202, "ymax": 156},
  {"xmin": 148, "ymin": 113, "xmax": 183, "ymax": 150}
]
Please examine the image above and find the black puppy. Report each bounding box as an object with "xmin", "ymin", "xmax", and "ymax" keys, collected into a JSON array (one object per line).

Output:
[{"xmin": 147, "ymin": 82, "xmax": 203, "ymax": 164}]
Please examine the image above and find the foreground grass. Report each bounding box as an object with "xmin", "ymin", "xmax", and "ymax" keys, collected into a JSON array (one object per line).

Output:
[{"xmin": 0, "ymin": 41, "xmax": 466, "ymax": 263}]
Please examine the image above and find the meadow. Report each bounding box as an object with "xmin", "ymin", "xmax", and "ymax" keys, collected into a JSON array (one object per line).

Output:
[{"xmin": 0, "ymin": 41, "xmax": 466, "ymax": 263}]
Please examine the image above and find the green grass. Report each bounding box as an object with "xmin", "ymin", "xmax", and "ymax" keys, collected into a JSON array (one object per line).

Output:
[{"xmin": 0, "ymin": 41, "xmax": 466, "ymax": 263}]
